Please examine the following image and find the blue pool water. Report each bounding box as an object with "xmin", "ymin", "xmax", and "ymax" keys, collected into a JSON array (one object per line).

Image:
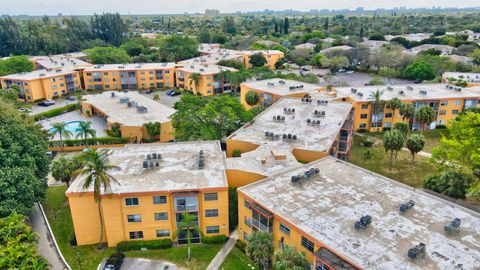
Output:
[{"xmin": 49, "ymin": 121, "xmax": 84, "ymax": 134}]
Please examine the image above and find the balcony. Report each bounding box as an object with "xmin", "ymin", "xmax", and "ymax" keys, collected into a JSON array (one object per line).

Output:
[
  {"xmin": 251, "ymin": 217, "xmax": 273, "ymax": 233},
  {"xmin": 175, "ymin": 204, "xmax": 198, "ymax": 212}
]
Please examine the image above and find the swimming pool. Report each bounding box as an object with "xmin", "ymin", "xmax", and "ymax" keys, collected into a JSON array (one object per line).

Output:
[{"xmin": 49, "ymin": 121, "xmax": 84, "ymax": 135}]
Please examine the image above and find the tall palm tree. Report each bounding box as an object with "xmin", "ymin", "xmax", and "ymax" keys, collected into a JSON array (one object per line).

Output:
[
  {"xmin": 274, "ymin": 245, "xmax": 309, "ymax": 270},
  {"xmin": 76, "ymin": 148, "xmax": 119, "ymax": 249},
  {"xmin": 386, "ymin": 97, "xmax": 402, "ymax": 120},
  {"xmin": 51, "ymin": 122, "xmax": 73, "ymax": 151},
  {"xmin": 246, "ymin": 231, "xmax": 274, "ymax": 270},
  {"xmin": 189, "ymin": 72, "xmax": 202, "ymax": 95},
  {"xmin": 174, "ymin": 213, "xmax": 201, "ymax": 261},
  {"xmin": 399, "ymin": 103, "xmax": 415, "ymax": 131},
  {"xmin": 368, "ymin": 90, "xmax": 384, "ymax": 129},
  {"xmin": 75, "ymin": 121, "xmax": 96, "ymax": 144}
]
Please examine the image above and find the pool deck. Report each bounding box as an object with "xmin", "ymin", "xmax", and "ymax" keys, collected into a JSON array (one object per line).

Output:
[{"xmin": 37, "ymin": 111, "xmax": 107, "ymax": 140}]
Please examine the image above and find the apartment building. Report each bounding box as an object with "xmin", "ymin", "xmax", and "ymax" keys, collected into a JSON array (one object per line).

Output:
[
  {"xmin": 242, "ymin": 50, "xmax": 284, "ymax": 69},
  {"xmin": 238, "ymin": 156, "xmax": 480, "ymax": 269},
  {"xmin": 81, "ymin": 91, "xmax": 175, "ymax": 143},
  {"xmin": 333, "ymin": 84, "xmax": 480, "ymax": 132},
  {"xmin": 227, "ymin": 96, "xmax": 354, "ymax": 163},
  {"xmin": 443, "ymin": 72, "xmax": 480, "ymax": 87},
  {"xmin": 175, "ymin": 64, "xmax": 236, "ymax": 96},
  {"xmin": 82, "ymin": 63, "xmax": 176, "ymax": 91},
  {"xmin": 178, "ymin": 52, "xmax": 244, "ymax": 66},
  {"xmin": 0, "ymin": 69, "xmax": 82, "ymax": 102},
  {"xmin": 240, "ymin": 79, "xmax": 322, "ymax": 110},
  {"xmin": 67, "ymin": 141, "xmax": 229, "ymax": 247},
  {"xmin": 198, "ymin": 43, "xmax": 224, "ymax": 55}
]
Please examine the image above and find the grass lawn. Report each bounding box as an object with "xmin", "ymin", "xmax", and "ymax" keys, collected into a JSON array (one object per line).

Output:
[
  {"xmin": 43, "ymin": 186, "xmax": 223, "ymax": 270},
  {"xmin": 421, "ymin": 129, "xmax": 449, "ymax": 153},
  {"xmin": 220, "ymin": 247, "xmax": 258, "ymax": 270},
  {"xmin": 350, "ymin": 135, "xmax": 438, "ymax": 188}
]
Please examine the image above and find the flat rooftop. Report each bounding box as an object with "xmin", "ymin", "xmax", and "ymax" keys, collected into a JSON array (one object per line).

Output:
[
  {"xmin": 443, "ymin": 72, "xmax": 480, "ymax": 82},
  {"xmin": 226, "ymin": 145, "xmax": 300, "ymax": 176},
  {"xmin": 83, "ymin": 91, "xmax": 175, "ymax": 126},
  {"xmin": 0, "ymin": 68, "xmax": 78, "ymax": 81},
  {"xmin": 176, "ymin": 64, "xmax": 236, "ymax": 75},
  {"xmin": 229, "ymin": 97, "xmax": 352, "ymax": 152},
  {"xmin": 178, "ymin": 53, "xmax": 243, "ymax": 65},
  {"xmin": 34, "ymin": 57, "xmax": 92, "ymax": 70},
  {"xmin": 320, "ymin": 46, "xmax": 353, "ymax": 54},
  {"xmin": 67, "ymin": 141, "xmax": 228, "ymax": 194},
  {"xmin": 51, "ymin": 52, "xmax": 87, "ymax": 58},
  {"xmin": 241, "ymin": 50, "xmax": 284, "ymax": 56},
  {"xmin": 335, "ymin": 84, "xmax": 480, "ymax": 102},
  {"xmin": 198, "ymin": 46, "xmax": 238, "ymax": 55},
  {"xmin": 83, "ymin": 63, "xmax": 176, "ymax": 72},
  {"xmin": 239, "ymin": 156, "xmax": 480, "ymax": 269},
  {"xmin": 242, "ymin": 79, "xmax": 321, "ymax": 96}
]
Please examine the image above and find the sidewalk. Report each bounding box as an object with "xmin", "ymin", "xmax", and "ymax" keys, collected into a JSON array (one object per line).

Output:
[
  {"xmin": 206, "ymin": 230, "xmax": 238, "ymax": 270},
  {"xmin": 402, "ymin": 148, "xmax": 432, "ymax": 158}
]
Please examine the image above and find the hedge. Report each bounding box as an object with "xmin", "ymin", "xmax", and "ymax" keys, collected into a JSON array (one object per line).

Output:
[
  {"xmin": 48, "ymin": 136, "xmax": 130, "ymax": 147},
  {"xmin": 33, "ymin": 103, "xmax": 79, "ymax": 121},
  {"xmin": 116, "ymin": 239, "xmax": 172, "ymax": 252},
  {"xmin": 202, "ymin": 235, "xmax": 228, "ymax": 244}
]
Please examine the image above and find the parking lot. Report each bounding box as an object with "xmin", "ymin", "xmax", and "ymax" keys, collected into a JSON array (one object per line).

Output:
[
  {"xmin": 141, "ymin": 89, "xmax": 181, "ymax": 108},
  {"xmin": 98, "ymin": 258, "xmax": 182, "ymax": 270}
]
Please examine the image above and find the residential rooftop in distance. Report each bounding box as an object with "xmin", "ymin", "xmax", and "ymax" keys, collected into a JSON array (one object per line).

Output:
[
  {"xmin": 319, "ymin": 45, "xmax": 353, "ymax": 54},
  {"xmin": 82, "ymin": 91, "xmax": 175, "ymax": 126},
  {"xmin": 239, "ymin": 156, "xmax": 480, "ymax": 270},
  {"xmin": 34, "ymin": 56, "xmax": 92, "ymax": 70},
  {"xmin": 178, "ymin": 53, "xmax": 243, "ymax": 65},
  {"xmin": 176, "ymin": 64, "xmax": 236, "ymax": 74},
  {"xmin": 51, "ymin": 52, "xmax": 87, "ymax": 59},
  {"xmin": 83, "ymin": 63, "xmax": 176, "ymax": 72},
  {"xmin": 0, "ymin": 68, "xmax": 78, "ymax": 81},
  {"xmin": 242, "ymin": 78, "xmax": 321, "ymax": 96},
  {"xmin": 229, "ymin": 97, "xmax": 352, "ymax": 152},
  {"xmin": 198, "ymin": 44, "xmax": 237, "ymax": 55},
  {"xmin": 67, "ymin": 141, "xmax": 228, "ymax": 194},
  {"xmin": 335, "ymin": 84, "xmax": 480, "ymax": 102},
  {"xmin": 241, "ymin": 50, "xmax": 284, "ymax": 56},
  {"xmin": 443, "ymin": 72, "xmax": 480, "ymax": 83}
]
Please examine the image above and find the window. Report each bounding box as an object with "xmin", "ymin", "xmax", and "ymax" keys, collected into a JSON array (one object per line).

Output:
[
  {"xmin": 156, "ymin": 229, "xmax": 170, "ymax": 238},
  {"xmin": 127, "ymin": 214, "xmax": 141, "ymax": 223},
  {"xmin": 206, "ymin": 226, "xmax": 220, "ymax": 234},
  {"xmin": 454, "ymin": 100, "xmax": 461, "ymax": 106},
  {"xmin": 154, "ymin": 212, "xmax": 168, "ymax": 221},
  {"xmin": 385, "ymin": 113, "xmax": 393, "ymax": 118},
  {"xmin": 301, "ymin": 237, "xmax": 314, "ymax": 252},
  {"xmin": 384, "ymin": 122, "xmax": 392, "ymax": 128},
  {"xmin": 204, "ymin": 193, "xmax": 218, "ymax": 201},
  {"xmin": 361, "ymin": 104, "xmax": 368, "ymax": 109},
  {"xmin": 129, "ymin": 231, "xmax": 143, "ymax": 240},
  {"xmin": 279, "ymin": 223, "xmax": 290, "ymax": 235},
  {"xmin": 125, "ymin": 197, "xmax": 139, "ymax": 206},
  {"xmin": 439, "ymin": 110, "xmax": 446, "ymax": 115},
  {"xmin": 152, "ymin": 196, "xmax": 166, "ymax": 204},
  {"xmin": 244, "ymin": 216, "xmax": 252, "ymax": 228},
  {"xmin": 359, "ymin": 123, "xmax": 367, "ymax": 129},
  {"xmin": 452, "ymin": 110, "xmax": 459, "ymax": 115},
  {"xmin": 360, "ymin": 114, "xmax": 368, "ymax": 119},
  {"xmin": 205, "ymin": 209, "xmax": 219, "ymax": 217},
  {"xmin": 440, "ymin": 101, "xmax": 448, "ymax": 106}
]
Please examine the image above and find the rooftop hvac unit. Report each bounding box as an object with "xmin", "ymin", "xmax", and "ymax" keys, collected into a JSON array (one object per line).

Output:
[
  {"xmin": 354, "ymin": 215, "xmax": 372, "ymax": 230},
  {"xmin": 137, "ymin": 106, "xmax": 148, "ymax": 113},
  {"xmin": 399, "ymin": 90, "xmax": 405, "ymax": 95},
  {"xmin": 408, "ymin": 243, "xmax": 426, "ymax": 259},
  {"xmin": 317, "ymin": 100, "xmax": 329, "ymax": 106},
  {"xmin": 199, "ymin": 68, "xmax": 204, "ymax": 72},
  {"xmin": 279, "ymin": 80, "xmax": 286, "ymax": 84},
  {"xmin": 406, "ymin": 86, "xmax": 414, "ymax": 90},
  {"xmin": 444, "ymin": 218, "xmax": 461, "ymax": 235},
  {"xmin": 454, "ymin": 87, "xmax": 462, "ymax": 92},
  {"xmin": 143, "ymin": 160, "xmax": 149, "ymax": 169},
  {"xmin": 399, "ymin": 200, "xmax": 415, "ymax": 212},
  {"xmin": 387, "ymin": 86, "xmax": 393, "ymax": 91},
  {"xmin": 267, "ymin": 82, "xmax": 275, "ymax": 86},
  {"xmin": 357, "ymin": 92, "xmax": 363, "ymax": 97},
  {"xmin": 419, "ymin": 90, "xmax": 428, "ymax": 95},
  {"xmin": 119, "ymin": 97, "xmax": 130, "ymax": 104},
  {"xmin": 111, "ymin": 92, "xmax": 116, "ymax": 98}
]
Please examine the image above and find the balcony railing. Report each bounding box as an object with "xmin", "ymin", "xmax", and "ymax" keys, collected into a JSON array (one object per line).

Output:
[
  {"xmin": 251, "ymin": 218, "xmax": 273, "ymax": 233},
  {"xmin": 176, "ymin": 205, "xmax": 198, "ymax": 212}
]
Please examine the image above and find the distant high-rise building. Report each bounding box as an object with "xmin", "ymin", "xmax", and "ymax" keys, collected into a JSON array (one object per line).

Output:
[{"xmin": 205, "ymin": 9, "xmax": 220, "ymax": 16}]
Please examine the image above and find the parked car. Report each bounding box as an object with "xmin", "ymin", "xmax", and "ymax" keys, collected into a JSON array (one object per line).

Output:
[
  {"xmin": 346, "ymin": 70, "xmax": 354, "ymax": 74},
  {"xmin": 145, "ymin": 89, "xmax": 153, "ymax": 94},
  {"xmin": 40, "ymin": 99, "xmax": 56, "ymax": 106},
  {"xmin": 67, "ymin": 96, "xmax": 76, "ymax": 101},
  {"xmin": 166, "ymin": 90, "xmax": 175, "ymax": 96},
  {"xmin": 171, "ymin": 91, "xmax": 181, "ymax": 96},
  {"xmin": 337, "ymin": 68, "xmax": 346, "ymax": 73},
  {"xmin": 103, "ymin": 253, "xmax": 125, "ymax": 270},
  {"xmin": 46, "ymin": 151, "xmax": 57, "ymax": 159},
  {"xmin": 18, "ymin": 107, "xmax": 30, "ymax": 113}
]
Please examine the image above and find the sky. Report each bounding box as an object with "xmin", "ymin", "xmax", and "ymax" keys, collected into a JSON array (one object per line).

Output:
[{"xmin": 1, "ymin": 0, "xmax": 479, "ymax": 15}]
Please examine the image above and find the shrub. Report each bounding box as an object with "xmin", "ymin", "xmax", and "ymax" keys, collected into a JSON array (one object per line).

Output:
[
  {"xmin": 423, "ymin": 171, "xmax": 474, "ymax": 199},
  {"xmin": 232, "ymin": 149, "xmax": 242, "ymax": 157},
  {"xmin": 202, "ymin": 235, "xmax": 228, "ymax": 245},
  {"xmin": 394, "ymin": 122, "xmax": 409, "ymax": 135},
  {"xmin": 116, "ymin": 239, "xmax": 172, "ymax": 252},
  {"xmin": 235, "ymin": 240, "xmax": 246, "ymax": 252},
  {"xmin": 362, "ymin": 138, "xmax": 374, "ymax": 147},
  {"xmin": 33, "ymin": 103, "xmax": 79, "ymax": 120},
  {"xmin": 435, "ymin": 125, "xmax": 447, "ymax": 129},
  {"xmin": 48, "ymin": 136, "xmax": 130, "ymax": 148},
  {"xmin": 363, "ymin": 150, "xmax": 374, "ymax": 159},
  {"xmin": 245, "ymin": 91, "xmax": 260, "ymax": 106}
]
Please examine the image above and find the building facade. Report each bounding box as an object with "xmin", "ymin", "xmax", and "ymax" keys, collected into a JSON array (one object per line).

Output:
[{"xmin": 175, "ymin": 64, "xmax": 236, "ymax": 96}]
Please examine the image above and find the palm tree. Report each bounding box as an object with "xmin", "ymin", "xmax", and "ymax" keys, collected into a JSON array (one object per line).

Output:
[
  {"xmin": 76, "ymin": 148, "xmax": 119, "ymax": 249},
  {"xmin": 75, "ymin": 121, "xmax": 96, "ymax": 144},
  {"xmin": 51, "ymin": 122, "xmax": 73, "ymax": 151},
  {"xmin": 246, "ymin": 231, "xmax": 274, "ymax": 270},
  {"xmin": 153, "ymin": 93, "xmax": 160, "ymax": 102},
  {"xmin": 383, "ymin": 129, "xmax": 405, "ymax": 170},
  {"xmin": 174, "ymin": 213, "xmax": 201, "ymax": 261},
  {"xmin": 414, "ymin": 106, "xmax": 436, "ymax": 133},
  {"xmin": 274, "ymin": 245, "xmax": 309, "ymax": 270},
  {"xmin": 386, "ymin": 97, "xmax": 402, "ymax": 120},
  {"xmin": 189, "ymin": 72, "xmax": 202, "ymax": 95},
  {"xmin": 368, "ymin": 90, "xmax": 384, "ymax": 130}
]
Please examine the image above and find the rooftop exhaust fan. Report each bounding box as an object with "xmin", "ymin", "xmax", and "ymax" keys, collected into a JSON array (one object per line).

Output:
[
  {"xmin": 408, "ymin": 243, "xmax": 426, "ymax": 259},
  {"xmin": 444, "ymin": 218, "xmax": 461, "ymax": 235},
  {"xmin": 399, "ymin": 200, "xmax": 415, "ymax": 212},
  {"xmin": 354, "ymin": 215, "xmax": 372, "ymax": 230}
]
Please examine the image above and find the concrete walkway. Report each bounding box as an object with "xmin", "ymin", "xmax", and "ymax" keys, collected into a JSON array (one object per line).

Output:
[
  {"xmin": 206, "ymin": 230, "xmax": 239, "ymax": 270},
  {"xmin": 402, "ymin": 148, "xmax": 432, "ymax": 158},
  {"xmin": 29, "ymin": 204, "xmax": 67, "ymax": 270}
]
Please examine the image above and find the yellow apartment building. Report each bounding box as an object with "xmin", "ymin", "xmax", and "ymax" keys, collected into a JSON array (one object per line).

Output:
[
  {"xmin": 83, "ymin": 63, "xmax": 176, "ymax": 91},
  {"xmin": 237, "ymin": 156, "xmax": 480, "ymax": 269},
  {"xmin": 81, "ymin": 91, "xmax": 175, "ymax": 143},
  {"xmin": 242, "ymin": 50, "xmax": 284, "ymax": 69},
  {"xmin": 332, "ymin": 84, "xmax": 480, "ymax": 132},
  {"xmin": 66, "ymin": 141, "xmax": 230, "ymax": 247},
  {"xmin": 0, "ymin": 69, "xmax": 82, "ymax": 102},
  {"xmin": 175, "ymin": 64, "xmax": 236, "ymax": 96},
  {"xmin": 227, "ymin": 96, "xmax": 354, "ymax": 164},
  {"xmin": 240, "ymin": 79, "xmax": 322, "ymax": 110}
]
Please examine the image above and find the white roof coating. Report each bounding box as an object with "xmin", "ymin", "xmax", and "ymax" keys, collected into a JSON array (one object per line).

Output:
[
  {"xmin": 443, "ymin": 72, "xmax": 480, "ymax": 83},
  {"xmin": 335, "ymin": 84, "xmax": 480, "ymax": 102},
  {"xmin": 67, "ymin": 141, "xmax": 228, "ymax": 194},
  {"xmin": 198, "ymin": 46, "xmax": 237, "ymax": 55},
  {"xmin": 82, "ymin": 91, "xmax": 175, "ymax": 126},
  {"xmin": 239, "ymin": 156, "xmax": 480, "ymax": 270},
  {"xmin": 34, "ymin": 57, "xmax": 92, "ymax": 70},
  {"xmin": 409, "ymin": 44, "xmax": 454, "ymax": 55},
  {"xmin": 52, "ymin": 52, "xmax": 87, "ymax": 58},
  {"xmin": 226, "ymin": 145, "xmax": 300, "ymax": 176},
  {"xmin": 241, "ymin": 50, "xmax": 284, "ymax": 56},
  {"xmin": 320, "ymin": 45, "xmax": 353, "ymax": 54},
  {"xmin": 178, "ymin": 53, "xmax": 243, "ymax": 65},
  {"xmin": 83, "ymin": 63, "xmax": 176, "ymax": 72},
  {"xmin": 0, "ymin": 68, "xmax": 78, "ymax": 81},
  {"xmin": 176, "ymin": 64, "xmax": 236, "ymax": 75},
  {"xmin": 242, "ymin": 79, "xmax": 321, "ymax": 96},
  {"xmin": 229, "ymin": 97, "xmax": 352, "ymax": 152},
  {"xmin": 295, "ymin": 43, "xmax": 316, "ymax": 50}
]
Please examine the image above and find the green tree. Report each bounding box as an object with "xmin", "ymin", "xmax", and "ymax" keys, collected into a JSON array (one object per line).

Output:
[
  {"xmin": 368, "ymin": 89, "xmax": 384, "ymax": 126},
  {"xmin": 414, "ymin": 106, "xmax": 436, "ymax": 132},
  {"xmin": 406, "ymin": 134, "xmax": 426, "ymax": 161},
  {"xmin": 383, "ymin": 129, "xmax": 405, "ymax": 170},
  {"xmin": 0, "ymin": 85, "xmax": 20, "ymax": 103},
  {"xmin": 386, "ymin": 97, "xmax": 402, "ymax": 119},
  {"xmin": 245, "ymin": 91, "xmax": 260, "ymax": 106},
  {"xmin": 90, "ymin": 13, "xmax": 126, "ymax": 46},
  {"xmin": 76, "ymin": 148, "xmax": 119, "ymax": 249},
  {"xmin": 274, "ymin": 245, "xmax": 309, "ymax": 270},
  {"xmin": 378, "ymin": 67, "xmax": 401, "ymax": 80},
  {"xmin": 174, "ymin": 213, "xmax": 201, "ymax": 261},
  {"xmin": 157, "ymin": 36, "xmax": 198, "ymax": 62},
  {"xmin": 246, "ymin": 231, "xmax": 274, "ymax": 270},
  {"xmin": 75, "ymin": 121, "xmax": 96, "ymax": 143},
  {"xmin": 217, "ymin": 59, "xmax": 244, "ymax": 70},
  {"xmin": 403, "ymin": 61, "xmax": 436, "ymax": 82},
  {"xmin": 249, "ymin": 53, "xmax": 267, "ymax": 68},
  {"xmin": 188, "ymin": 72, "xmax": 202, "ymax": 95},
  {"xmin": 400, "ymin": 103, "xmax": 415, "ymax": 124},
  {"xmin": 50, "ymin": 122, "xmax": 73, "ymax": 151},
  {"xmin": 424, "ymin": 171, "xmax": 474, "ymax": 199},
  {"xmin": 84, "ymin": 46, "xmax": 130, "ymax": 64},
  {"xmin": 469, "ymin": 49, "xmax": 480, "ymax": 65},
  {"xmin": 327, "ymin": 56, "xmax": 350, "ymax": 73},
  {"xmin": 0, "ymin": 55, "xmax": 34, "ymax": 76},
  {"xmin": 393, "ymin": 122, "xmax": 409, "ymax": 135},
  {"xmin": 198, "ymin": 27, "xmax": 211, "ymax": 43},
  {"xmin": 51, "ymin": 156, "xmax": 82, "ymax": 186},
  {"xmin": 120, "ymin": 40, "xmax": 145, "ymax": 57},
  {"xmin": 0, "ymin": 99, "xmax": 49, "ymax": 217},
  {"xmin": 311, "ymin": 53, "xmax": 327, "ymax": 67},
  {"xmin": 143, "ymin": 122, "xmax": 161, "ymax": 140},
  {"xmin": 283, "ymin": 18, "xmax": 289, "ymax": 34}
]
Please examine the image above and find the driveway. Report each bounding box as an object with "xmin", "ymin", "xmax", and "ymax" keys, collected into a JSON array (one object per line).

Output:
[
  {"xmin": 99, "ymin": 258, "xmax": 181, "ymax": 270},
  {"xmin": 29, "ymin": 99, "xmax": 77, "ymax": 115}
]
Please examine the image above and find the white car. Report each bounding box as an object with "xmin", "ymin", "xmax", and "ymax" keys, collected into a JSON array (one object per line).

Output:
[
  {"xmin": 346, "ymin": 70, "xmax": 354, "ymax": 74},
  {"xmin": 44, "ymin": 99, "xmax": 56, "ymax": 106}
]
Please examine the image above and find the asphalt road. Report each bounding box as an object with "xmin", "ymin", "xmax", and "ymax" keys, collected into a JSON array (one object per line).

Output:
[{"xmin": 99, "ymin": 258, "xmax": 181, "ymax": 270}]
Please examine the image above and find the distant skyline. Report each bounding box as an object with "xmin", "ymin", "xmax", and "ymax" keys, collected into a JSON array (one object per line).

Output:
[{"xmin": 2, "ymin": 0, "xmax": 478, "ymax": 15}]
